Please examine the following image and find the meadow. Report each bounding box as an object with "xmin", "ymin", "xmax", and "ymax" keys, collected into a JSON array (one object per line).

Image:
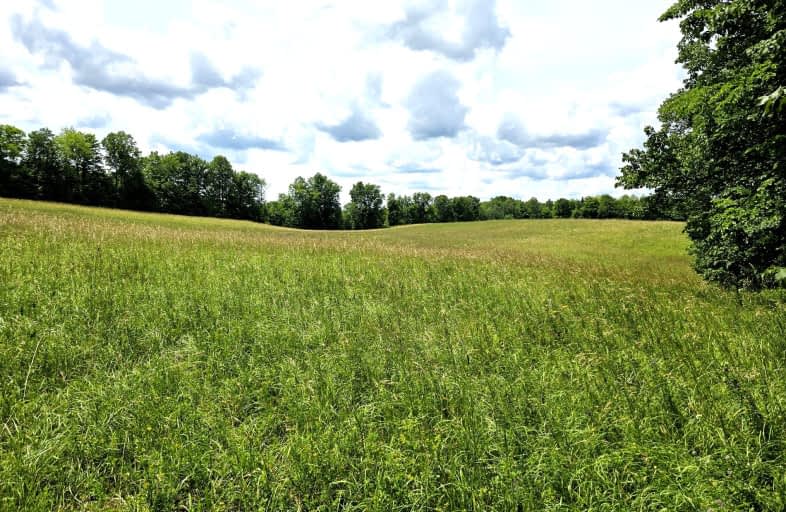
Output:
[{"xmin": 1, "ymin": 197, "xmax": 785, "ymax": 511}]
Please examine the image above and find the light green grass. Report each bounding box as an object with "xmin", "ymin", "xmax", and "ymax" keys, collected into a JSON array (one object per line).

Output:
[{"xmin": 1, "ymin": 198, "xmax": 785, "ymax": 511}]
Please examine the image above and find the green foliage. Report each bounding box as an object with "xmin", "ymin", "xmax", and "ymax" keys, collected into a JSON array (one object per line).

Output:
[
  {"xmin": 386, "ymin": 193, "xmax": 411, "ymax": 226},
  {"xmin": 385, "ymin": 193, "xmax": 434, "ymax": 226},
  {"xmin": 203, "ymin": 155, "xmax": 234, "ymax": 217},
  {"xmin": 21, "ymin": 128, "xmax": 63, "ymax": 201},
  {"xmin": 480, "ymin": 195, "xmax": 522, "ymax": 220},
  {"xmin": 477, "ymin": 195, "xmax": 664, "ymax": 221},
  {"xmin": 618, "ymin": 0, "xmax": 786, "ymax": 289},
  {"xmin": 266, "ymin": 194, "xmax": 297, "ymax": 227},
  {"xmin": 410, "ymin": 192, "xmax": 435, "ymax": 224},
  {"xmin": 0, "ymin": 124, "xmax": 32, "ymax": 197},
  {"xmin": 433, "ymin": 194, "xmax": 454, "ymax": 222},
  {"xmin": 142, "ymin": 151, "xmax": 206, "ymax": 215},
  {"xmin": 0, "ymin": 123, "xmax": 266, "ymax": 223},
  {"xmin": 286, "ymin": 173, "xmax": 343, "ymax": 229},
  {"xmin": 347, "ymin": 181, "xmax": 384, "ymax": 229},
  {"xmin": 451, "ymin": 195, "xmax": 481, "ymax": 221},
  {"xmin": 55, "ymin": 128, "xmax": 110, "ymax": 204},
  {"xmin": 228, "ymin": 171, "xmax": 267, "ymax": 222},
  {"xmin": 692, "ymin": 179, "xmax": 786, "ymax": 288},
  {"xmin": 2, "ymin": 199, "xmax": 785, "ymax": 510},
  {"xmin": 552, "ymin": 198, "xmax": 573, "ymax": 218},
  {"xmin": 102, "ymin": 131, "xmax": 150, "ymax": 209}
]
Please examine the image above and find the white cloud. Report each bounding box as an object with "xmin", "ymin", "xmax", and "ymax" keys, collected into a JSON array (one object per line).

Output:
[{"xmin": 0, "ymin": 0, "xmax": 683, "ymax": 202}]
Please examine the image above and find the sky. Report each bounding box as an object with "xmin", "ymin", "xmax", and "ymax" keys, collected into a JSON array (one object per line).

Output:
[{"xmin": 0, "ymin": 0, "xmax": 685, "ymax": 202}]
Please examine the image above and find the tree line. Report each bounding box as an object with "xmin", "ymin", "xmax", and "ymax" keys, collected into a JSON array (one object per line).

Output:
[
  {"xmin": 1, "ymin": 123, "xmax": 680, "ymax": 231},
  {"xmin": 265, "ymin": 177, "xmax": 681, "ymax": 229},
  {"xmin": 0, "ymin": 125, "xmax": 266, "ymax": 221}
]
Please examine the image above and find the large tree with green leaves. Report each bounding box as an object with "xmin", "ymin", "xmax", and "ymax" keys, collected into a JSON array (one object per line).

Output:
[
  {"xmin": 102, "ymin": 131, "xmax": 149, "ymax": 208},
  {"xmin": 287, "ymin": 173, "xmax": 342, "ymax": 229},
  {"xmin": 386, "ymin": 194, "xmax": 413, "ymax": 226},
  {"xmin": 347, "ymin": 181, "xmax": 384, "ymax": 229},
  {"xmin": 55, "ymin": 128, "xmax": 110, "ymax": 204},
  {"xmin": 226, "ymin": 170, "xmax": 266, "ymax": 221},
  {"xmin": 203, "ymin": 155, "xmax": 235, "ymax": 217},
  {"xmin": 617, "ymin": 0, "xmax": 786, "ymax": 289},
  {"xmin": 23, "ymin": 128, "xmax": 63, "ymax": 201},
  {"xmin": 433, "ymin": 194, "xmax": 455, "ymax": 223},
  {"xmin": 410, "ymin": 192, "xmax": 434, "ymax": 224},
  {"xmin": 142, "ymin": 151, "xmax": 207, "ymax": 215},
  {"xmin": 0, "ymin": 124, "xmax": 32, "ymax": 197},
  {"xmin": 451, "ymin": 196, "xmax": 481, "ymax": 222}
]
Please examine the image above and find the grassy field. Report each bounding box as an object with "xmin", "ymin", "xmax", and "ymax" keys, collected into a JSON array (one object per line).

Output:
[{"xmin": 1, "ymin": 198, "xmax": 785, "ymax": 511}]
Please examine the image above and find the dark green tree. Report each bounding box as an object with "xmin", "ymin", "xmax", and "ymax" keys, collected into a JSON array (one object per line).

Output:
[
  {"xmin": 204, "ymin": 155, "xmax": 235, "ymax": 217},
  {"xmin": 451, "ymin": 196, "xmax": 481, "ymax": 222},
  {"xmin": 523, "ymin": 197, "xmax": 544, "ymax": 218},
  {"xmin": 102, "ymin": 131, "xmax": 149, "ymax": 208},
  {"xmin": 24, "ymin": 128, "xmax": 64, "ymax": 201},
  {"xmin": 615, "ymin": 195, "xmax": 644, "ymax": 220},
  {"xmin": 0, "ymin": 124, "xmax": 33, "ymax": 197},
  {"xmin": 288, "ymin": 173, "xmax": 342, "ymax": 229},
  {"xmin": 143, "ymin": 152, "xmax": 207, "ymax": 215},
  {"xmin": 433, "ymin": 194, "xmax": 455, "ymax": 223},
  {"xmin": 386, "ymin": 193, "xmax": 410, "ymax": 226},
  {"xmin": 553, "ymin": 198, "xmax": 573, "ymax": 218},
  {"xmin": 55, "ymin": 128, "xmax": 110, "ymax": 204},
  {"xmin": 227, "ymin": 171, "xmax": 266, "ymax": 221},
  {"xmin": 577, "ymin": 196, "xmax": 600, "ymax": 219},
  {"xmin": 410, "ymin": 192, "xmax": 434, "ymax": 224},
  {"xmin": 347, "ymin": 181, "xmax": 384, "ymax": 229},
  {"xmin": 267, "ymin": 194, "xmax": 297, "ymax": 227},
  {"xmin": 480, "ymin": 196, "xmax": 524, "ymax": 220},
  {"xmin": 617, "ymin": 0, "xmax": 786, "ymax": 288},
  {"xmin": 596, "ymin": 195, "xmax": 618, "ymax": 219}
]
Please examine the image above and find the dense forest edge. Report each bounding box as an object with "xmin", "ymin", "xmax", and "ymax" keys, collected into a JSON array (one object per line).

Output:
[{"xmin": 0, "ymin": 124, "xmax": 683, "ymax": 233}]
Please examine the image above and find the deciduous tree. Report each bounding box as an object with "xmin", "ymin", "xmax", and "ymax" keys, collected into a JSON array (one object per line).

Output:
[
  {"xmin": 347, "ymin": 181, "xmax": 384, "ymax": 229},
  {"xmin": 617, "ymin": 0, "xmax": 786, "ymax": 288}
]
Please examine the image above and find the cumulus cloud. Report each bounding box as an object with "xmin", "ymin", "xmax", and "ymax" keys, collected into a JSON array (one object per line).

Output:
[
  {"xmin": 465, "ymin": 134, "xmax": 524, "ymax": 165},
  {"xmin": 496, "ymin": 115, "xmax": 528, "ymax": 146},
  {"xmin": 36, "ymin": 0, "xmax": 57, "ymax": 9},
  {"xmin": 149, "ymin": 135, "xmax": 211, "ymax": 160},
  {"xmin": 317, "ymin": 108, "xmax": 382, "ymax": 142},
  {"xmin": 388, "ymin": 0, "xmax": 510, "ymax": 61},
  {"xmin": 0, "ymin": 68, "xmax": 22, "ymax": 91},
  {"xmin": 196, "ymin": 128, "xmax": 287, "ymax": 151},
  {"xmin": 365, "ymin": 73, "xmax": 385, "ymax": 105},
  {"xmin": 76, "ymin": 113, "xmax": 111, "ymax": 129},
  {"xmin": 561, "ymin": 158, "xmax": 617, "ymax": 180},
  {"xmin": 481, "ymin": 144, "xmax": 618, "ymax": 184},
  {"xmin": 405, "ymin": 179, "xmax": 441, "ymax": 191},
  {"xmin": 394, "ymin": 164, "xmax": 442, "ymax": 174},
  {"xmin": 497, "ymin": 114, "xmax": 607, "ymax": 150},
  {"xmin": 609, "ymin": 101, "xmax": 647, "ymax": 117},
  {"xmin": 331, "ymin": 166, "xmax": 373, "ymax": 179},
  {"xmin": 406, "ymin": 70, "xmax": 468, "ymax": 140},
  {"xmin": 503, "ymin": 167, "xmax": 550, "ymax": 181},
  {"xmin": 496, "ymin": 149, "xmax": 617, "ymax": 182},
  {"xmin": 10, "ymin": 15, "xmax": 260, "ymax": 109},
  {"xmin": 190, "ymin": 53, "xmax": 225, "ymax": 88},
  {"xmin": 189, "ymin": 54, "xmax": 260, "ymax": 93}
]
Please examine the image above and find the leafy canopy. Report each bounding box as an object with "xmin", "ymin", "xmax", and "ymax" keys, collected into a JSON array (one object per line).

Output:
[
  {"xmin": 617, "ymin": 0, "xmax": 786, "ymax": 289},
  {"xmin": 347, "ymin": 181, "xmax": 384, "ymax": 229}
]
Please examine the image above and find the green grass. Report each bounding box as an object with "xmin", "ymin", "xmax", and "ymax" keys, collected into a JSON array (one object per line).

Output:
[{"xmin": 1, "ymin": 197, "xmax": 785, "ymax": 511}]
